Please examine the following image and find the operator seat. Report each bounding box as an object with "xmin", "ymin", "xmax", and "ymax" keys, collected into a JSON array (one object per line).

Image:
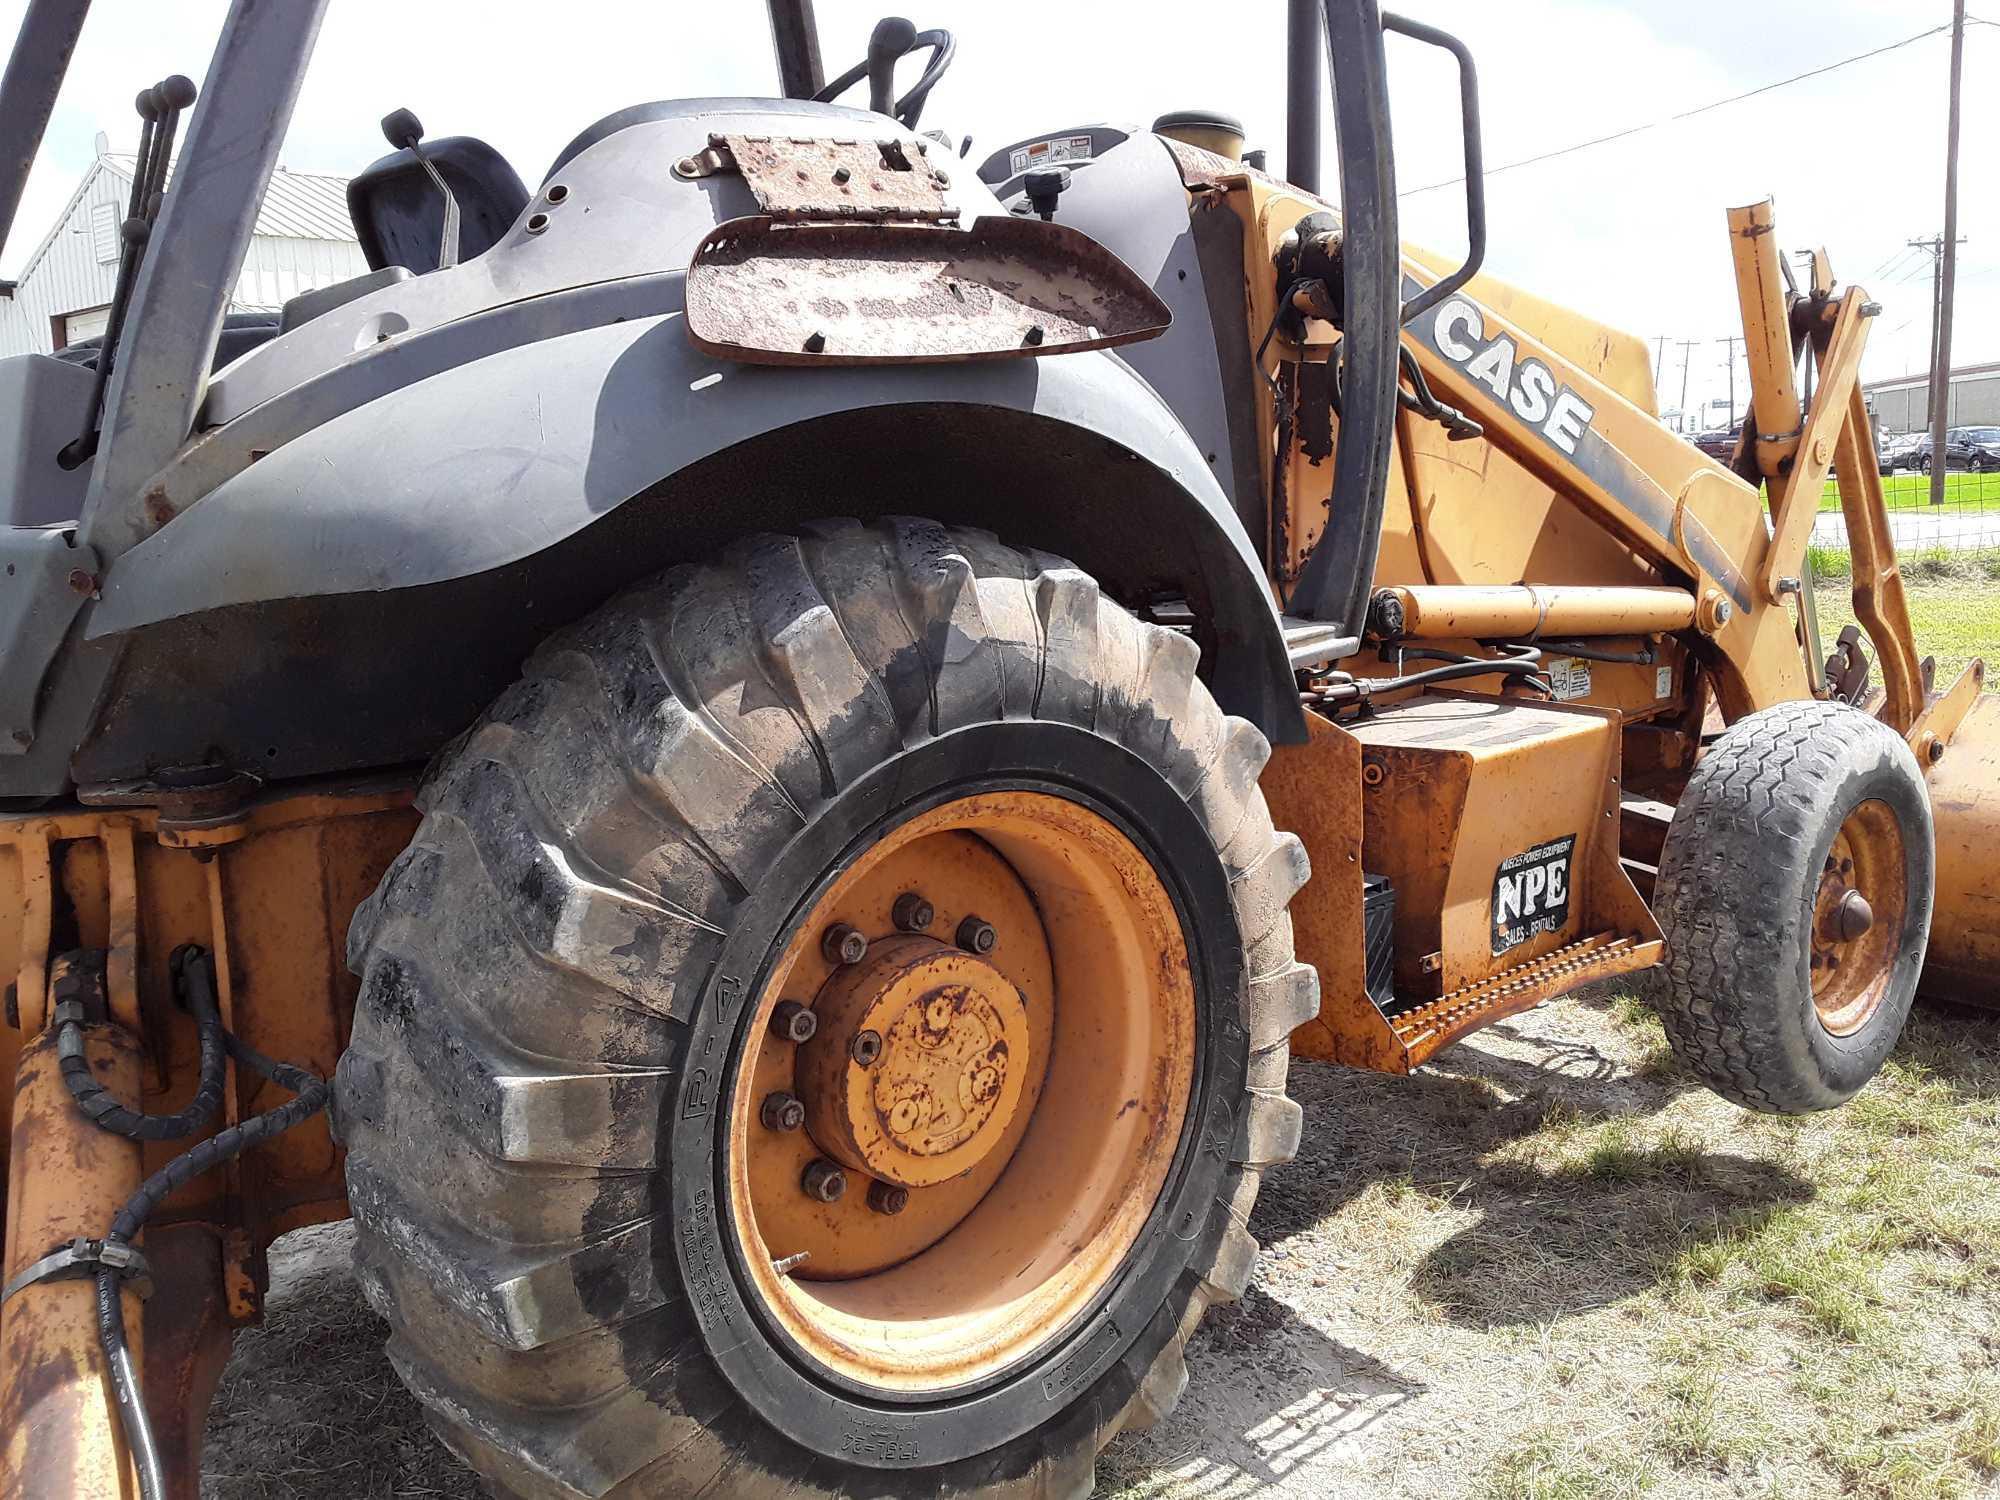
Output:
[{"xmin": 347, "ymin": 135, "xmax": 528, "ymax": 274}]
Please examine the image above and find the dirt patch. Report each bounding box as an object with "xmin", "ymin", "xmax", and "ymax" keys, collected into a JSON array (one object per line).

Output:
[
  {"xmin": 207, "ymin": 990, "xmax": 2000, "ymax": 1498},
  {"xmin": 200, "ymin": 1221, "xmax": 476, "ymax": 1499}
]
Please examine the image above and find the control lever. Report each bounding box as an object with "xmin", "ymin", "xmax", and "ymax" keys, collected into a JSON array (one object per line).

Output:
[
  {"xmin": 381, "ymin": 107, "xmax": 463, "ymax": 270},
  {"xmin": 865, "ymin": 17, "xmax": 918, "ymax": 117},
  {"xmin": 59, "ymin": 73, "xmax": 197, "ymax": 470}
]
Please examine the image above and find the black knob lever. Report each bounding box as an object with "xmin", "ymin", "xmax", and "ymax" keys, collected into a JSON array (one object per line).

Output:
[
  {"xmin": 379, "ymin": 106, "xmax": 463, "ymax": 270},
  {"xmin": 1023, "ymin": 167, "xmax": 1070, "ymax": 221},
  {"xmin": 381, "ymin": 107, "xmax": 424, "ymax": 151},
  {"xmin": 866, "ymin": 17, "xmax": 917, "ymax": 117}
]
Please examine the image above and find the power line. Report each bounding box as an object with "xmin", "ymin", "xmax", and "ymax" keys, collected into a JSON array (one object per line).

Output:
[
  {"xmin": 1871, "ymin": 245, "xmax": 1923, "ymax": 280},
  {"xmin": 1403, "ymin": 24, "xmax": 1953, "ymax": 195}
]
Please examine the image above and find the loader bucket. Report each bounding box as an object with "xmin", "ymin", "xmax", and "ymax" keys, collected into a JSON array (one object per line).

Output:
[{"xmin": 1922, "ymin": 692, "xmax": 2000, "ymax": 1009}]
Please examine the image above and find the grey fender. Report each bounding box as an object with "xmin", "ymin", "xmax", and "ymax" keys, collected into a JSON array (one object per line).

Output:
[{"xmin": 84, "ymin": 313, "xmax": 1302, "ymax": 774}]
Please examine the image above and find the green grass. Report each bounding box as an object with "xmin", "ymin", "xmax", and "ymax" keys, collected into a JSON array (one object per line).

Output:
[
  {"xmin": 1100, "ymin": 995, "xmax": 2000, "ymax": 1500},
  {"xmin": 1816, "ymin": 470, "xmax": 2000, "ymax": 514},
  {"xmin": 1812, "ymin": 572, "xmax": 2000, "ymax": 694}
]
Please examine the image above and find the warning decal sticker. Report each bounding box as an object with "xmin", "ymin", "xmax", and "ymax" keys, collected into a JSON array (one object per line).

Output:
[
  {"xmin": 1492, "ymin": 835, "xmax": 1576, "ymax": 955},
  {"xmin": 1009, "ymin": 134, "xmax": 1095, "ymax": 175}
]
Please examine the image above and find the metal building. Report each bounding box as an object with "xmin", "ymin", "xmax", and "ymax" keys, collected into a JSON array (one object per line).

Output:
[
  {"xmin": 1865, "ymin": 360, "xmax": 2000, "ymax": 434},
  {"xmin": 0, "ymin": 138, "xmax": 366, "ymax": 356}
]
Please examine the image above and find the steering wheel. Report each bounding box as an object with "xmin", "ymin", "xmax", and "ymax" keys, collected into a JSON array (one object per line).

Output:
[{"xmin": 812, "ymin": 16, "xmax": 956, "ymax": 131}]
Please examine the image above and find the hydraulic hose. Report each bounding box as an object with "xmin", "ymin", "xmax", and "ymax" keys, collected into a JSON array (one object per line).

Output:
[
  {"xmin": 1498, "ymin": 638, "xmax": 1657, "ymax": 666},
  {"xmin": 1307, "ymin": 643, "xmax": 1551, "ymax": 710},
  {"xmin": 95, "ymin": 1268, "xmax": 167, "ymax": 1500},
  {"xmin": 57, "ymin": 946, "xmax": 226, "ymax": 1141},
  {"xmin": 76, "ymin": 958, "xmax": 330, "ymax": 1500}
]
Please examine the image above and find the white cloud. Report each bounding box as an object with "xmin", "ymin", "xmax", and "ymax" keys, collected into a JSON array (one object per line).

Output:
[{"xmin": 1, "ymin": 0, "xmax": 1990, "ymax": 424}]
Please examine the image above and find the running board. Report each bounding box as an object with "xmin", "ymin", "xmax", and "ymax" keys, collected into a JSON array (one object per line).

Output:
[{"xmin": 1388, "ymin": 930, "xmax": 1661, "ymax": 1068}]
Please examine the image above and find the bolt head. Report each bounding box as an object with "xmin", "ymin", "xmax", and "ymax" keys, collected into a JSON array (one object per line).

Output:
[
  {"xmin": 801, "ymin": 1158, "xmax": 847, "ymax": 1203},
  {"xmin": 867, "ymin": 1180, "xmax": 910, "ymax": 1216},
  {"xmin": 892, "ymin": 892, "xmax": 935, "ymax": 933},
  {"xmin": 850, "ymin": 1028, "xmax": 884, "ymax": 1067},
  {"xmin": 771, "ymin": 1000, "xmax": 818, "ymax": 1044},
  {"xmin": 761, "ymin": 1091, "xmax": 806, "ymax": 1132},
  {"xmin": 822, "ymin": 923, "xmax": 867, "ymax": 965},
  {"xmin": 955, "ymin": 916, "xmax": 997, "ymax": 955}
]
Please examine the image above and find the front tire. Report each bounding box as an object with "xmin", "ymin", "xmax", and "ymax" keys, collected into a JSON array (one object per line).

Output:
[
  {"xmin": 1651, "ymin": 701, "xmax": 1933, "ymax": 1112},
  {"xmin": 333, "ymin": 519, "xmax": 1314, "ymax": 1497}
]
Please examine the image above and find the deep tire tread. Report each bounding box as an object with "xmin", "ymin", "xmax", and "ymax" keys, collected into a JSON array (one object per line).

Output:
[{"xmin": 339, "ymin": 523, "xmax": 1308, "ymax": 1497}]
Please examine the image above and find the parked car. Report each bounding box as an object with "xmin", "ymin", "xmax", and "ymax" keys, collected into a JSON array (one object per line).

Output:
[
  {"xmin": 1689, "ymin": 427, "xmax": 1738, "ymax": 462},
  {"xmin": 1881, "ymin": 431, "xmax": 1929, "ymax": 473},
  {"xmin": 1917, "ymin": 426, "xmax": 2000, "ymax": 474}
]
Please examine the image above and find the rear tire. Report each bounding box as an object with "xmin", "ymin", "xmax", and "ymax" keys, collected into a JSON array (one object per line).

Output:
[
  {"xmin": 1651, "ymin": 701, "xmax": 1933, "ymax": 1113},
  {"xmin": 333, "ymin": 518, "xmax": 1314, "ymax": 1497}
]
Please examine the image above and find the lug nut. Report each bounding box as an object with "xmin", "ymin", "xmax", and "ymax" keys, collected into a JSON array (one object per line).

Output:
[
  {"xmin": 761, "ymin": 1091, "xmax": 806, "ymax": 1132},
  {"xmin": 850, "ymin": 1029, "xmax": 883, "ymax": 1067},
  {"xmin": 771, "ymin": 1001, "xmax": 818, "ymax": 1043},
  {"xmin": 892, "ymin": 892, "xmax": 935, "ymax": 933},
  {"xmin": 801, "ymin": 1158, "xmax": 847, "ymax": 1203},
  {"xmin": 868, "ymin": 1180, "xmax": 910, "ymax": 1216},
  {"xmin": 956, "ymin": 915, "xmax": 997, "ymax": 955},
  {"xmin": 822, "ymin": 923, "xmax": 868, "ymax": 965}
]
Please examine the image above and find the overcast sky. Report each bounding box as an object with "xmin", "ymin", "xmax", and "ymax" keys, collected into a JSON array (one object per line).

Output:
[{"xmin": 2, "ymin": 0, "xmax": 1992, "ymax": 424}]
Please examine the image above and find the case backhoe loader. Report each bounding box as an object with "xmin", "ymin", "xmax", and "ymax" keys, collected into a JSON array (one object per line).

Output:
[{"xmin": 0, "ymin": 1, "xmax": 1991, "ymax": 1495}]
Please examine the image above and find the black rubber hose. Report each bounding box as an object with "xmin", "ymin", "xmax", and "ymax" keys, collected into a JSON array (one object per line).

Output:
[
  {"xmin": 1497, "ymin": 638, "xmax": 1657, "ymax": 666},
  {"xmin": 106, "ymin": 1053, "xmax": 327, "ymax": 1246},
  {"xmin": 96, "ymin": 1268, "xmax": 167, "ymax": 1500},
  {"xmin": 94, "ymin": 1036, "xmax": 329, "ymax": 1500},
  {"xmin": 58, "ymin": 947, "xmax": 225, "ymax": 1141},
  {"xmin": 1367, "ymin": 645, "xmax": 1548, "ymax": 695}
]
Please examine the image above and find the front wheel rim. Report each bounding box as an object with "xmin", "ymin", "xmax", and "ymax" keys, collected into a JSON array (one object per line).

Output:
[{"xmin": 725, "ymin": 790, "xmax": 1196, "ymax": 1395}]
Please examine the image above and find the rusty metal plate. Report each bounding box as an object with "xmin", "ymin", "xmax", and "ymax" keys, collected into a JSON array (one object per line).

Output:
[
  {"xmin": 684, "ymin": 215, "xmax": 1173, "ymax": 365},
  {"xmin": 716, "ymin": 133, "xmax": 955, "ymax": 223},
  {"xmin": 1159, "ymin": 135, "xmax": 1289, "ymax": 194}
]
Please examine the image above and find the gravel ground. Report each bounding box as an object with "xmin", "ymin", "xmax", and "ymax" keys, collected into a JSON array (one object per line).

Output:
[{"xmin": 205, "ymin": 988, "xmax": 2000, "ymax": 1498}]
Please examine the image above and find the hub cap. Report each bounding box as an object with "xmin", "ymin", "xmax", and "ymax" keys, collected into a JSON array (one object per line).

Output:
[{"xmin": 798, "ymin": 935, "xmax": 1031, "ymax": 1188}]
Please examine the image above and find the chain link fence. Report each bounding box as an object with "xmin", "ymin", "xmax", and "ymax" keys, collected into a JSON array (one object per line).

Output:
[{"xmin": 1809, "ymin": 459, "xmax": 2000, "ymax": 558}]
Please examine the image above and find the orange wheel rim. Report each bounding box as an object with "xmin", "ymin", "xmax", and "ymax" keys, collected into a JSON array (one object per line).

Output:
[
  {"xmin": 1810, "ymin": 798, "xmax": 1907, "ymax": 1036},
  {"xmin": 726, "ymin": 790, "xmax": 1195, "ymax": 1394}
]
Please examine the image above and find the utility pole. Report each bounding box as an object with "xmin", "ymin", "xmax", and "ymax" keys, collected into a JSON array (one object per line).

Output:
[
  {"xmin": 1718, "ymin": 335, "xmax": 1745, "ymax": 426},
  {"xmin": 1931, "ymin": 0, "xmax": 1966, "ymax": 506},
  {"xmin": 1793, "ymin": 252, "xmax": 1817, "ymax": 411},
  {"xmin": 1676, "ymin": 338, "xmax": 1699, "ymax": 428},
  {"xmin": 1652, "ymin": 335, "xmax": 1667, "ymax": 392},
  {"xmin": 1907, "ymin": 235, "xmax": 1960, "ymax": 428}
]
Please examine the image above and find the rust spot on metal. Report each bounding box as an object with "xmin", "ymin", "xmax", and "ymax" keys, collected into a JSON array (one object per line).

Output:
[
  {"xmin": 719, "ymin": 133, "xmax": 955, "ymax": 224},
  {"xmin": 685, "ymin": 215, "xmax": 1172, "ymax": 366},
  {"xmin": 143, "ymin": 485, "xmax": 176, "ymax": 529}
]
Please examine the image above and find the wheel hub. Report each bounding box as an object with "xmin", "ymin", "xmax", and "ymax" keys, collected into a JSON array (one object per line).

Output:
[{"xmin": 798, "ymin": 934, "xmax": 1030, "ymax": 1189}]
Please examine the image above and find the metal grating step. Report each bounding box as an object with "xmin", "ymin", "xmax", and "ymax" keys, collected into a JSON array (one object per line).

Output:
[{"xmin": 1389, "ymin": 932, "xmax": 1657, "ymax": 1065}]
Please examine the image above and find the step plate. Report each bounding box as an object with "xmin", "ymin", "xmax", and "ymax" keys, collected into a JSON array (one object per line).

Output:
[{"xmin": 1391, "ymin": 931, "xmax": 1662, "ymax": 1067}]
